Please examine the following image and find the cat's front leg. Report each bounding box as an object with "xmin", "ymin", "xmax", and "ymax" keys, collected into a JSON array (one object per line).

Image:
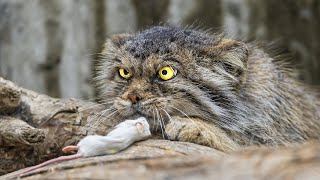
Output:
[{"xmin": 165, "ymin": 116, "xmax": 239, "ymax": 152}]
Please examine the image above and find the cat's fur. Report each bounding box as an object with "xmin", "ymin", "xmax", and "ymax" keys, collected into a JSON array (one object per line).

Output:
[{"xmin": 94, "ymin": 26, "xmax": 320, "ymax": 152}]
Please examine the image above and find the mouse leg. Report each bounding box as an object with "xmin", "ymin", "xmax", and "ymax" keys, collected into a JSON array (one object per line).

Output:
[{"xmin": 62, "ymin": 145, "xmax": 80, "ymax": 153}]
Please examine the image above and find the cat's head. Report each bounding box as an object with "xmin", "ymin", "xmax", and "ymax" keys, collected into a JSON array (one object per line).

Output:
[{"xmin": 95, "ymin": 26, "xmax": 248, "ymax": 128}]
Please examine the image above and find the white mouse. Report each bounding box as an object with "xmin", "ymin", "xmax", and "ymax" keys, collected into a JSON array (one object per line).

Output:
[
  {"xmin": 65, "ymin": 117, "xmax": 151, "ymax": 156},
  {"xmin": 17, "ymin": 117, "xmax": 151, "ymax": 177}
]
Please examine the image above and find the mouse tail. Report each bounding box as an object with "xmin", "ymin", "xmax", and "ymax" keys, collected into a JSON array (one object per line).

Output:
[{"xmin": 16, "ymin": 154, "xmax": 82, "ymax": 177}]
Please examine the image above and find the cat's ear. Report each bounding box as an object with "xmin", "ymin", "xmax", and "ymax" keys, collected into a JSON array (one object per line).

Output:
[
  {"xmin": 101, "ymin": 33, "xmax": 133, "ymax": 55},
  {"xmin": 202, "ymin": 38, "xmax": 249, "ymax": 77},
  {"xmin": 110, "ymin": 33, "xmax": 133, "ymax": 48}
]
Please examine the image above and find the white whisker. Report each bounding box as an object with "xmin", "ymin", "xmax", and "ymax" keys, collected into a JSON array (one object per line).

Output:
[
  {"xmin": 84, "ymin": 107, "xmax": 116, "ymax": 129},
  {"xmin": 85, "ymin": 109, "xmax": 118, "ymax": 134}
]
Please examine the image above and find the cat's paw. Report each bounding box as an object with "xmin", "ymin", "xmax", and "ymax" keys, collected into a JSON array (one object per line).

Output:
[
  {"xmin": 165, "ymin": 118, "xmax": 189, "ymax": 141},
  {"xmin": 165, "ymin": 117, "xmax": 207, "ymax": 145},
  {"xmin": 165, "ymin": 117, "xmax": 239, "ymax": 151}
]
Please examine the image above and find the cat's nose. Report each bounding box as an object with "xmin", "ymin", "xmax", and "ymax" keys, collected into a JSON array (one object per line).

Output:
[{"xmin": 127, "ymin": 93, "xmax": 141, "ymax": 104}]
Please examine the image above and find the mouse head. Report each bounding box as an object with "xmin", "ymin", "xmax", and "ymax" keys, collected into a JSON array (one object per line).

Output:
[
  {"xmin": 135, "ymin": 117, "xmax": 151, "ymax": 136},
  {"xmin": 117, "ymin": 117, "xmax": 151, "ymax": 137}
]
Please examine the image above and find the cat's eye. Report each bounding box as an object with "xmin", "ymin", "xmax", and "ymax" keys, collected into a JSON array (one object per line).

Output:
[
  {"xmin": 158, "ymin": 66, "xmax": 175, "ymax": 81},
  {"xmin": 119, "ymin": 68, "xmax": 131, "ymax": 79}
]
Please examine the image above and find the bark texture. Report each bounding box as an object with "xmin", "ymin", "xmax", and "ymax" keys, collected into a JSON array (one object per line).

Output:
[
  {"xmin": 0, "ymin": 76, "xmax": 116, "ymax": 175},
  {"xmin": 1, "ymin": 77, "xmax": 320, "ymax": 179}
]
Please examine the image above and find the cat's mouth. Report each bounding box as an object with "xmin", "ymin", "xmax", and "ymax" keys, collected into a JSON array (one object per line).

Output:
[
  {"xmin": 131, "ymin": 103, "xmax": 155, "ymax": 119},
  {"xmin": 115, "ymin": 98, "xmax": 151, "ymax": 117},
  {"xmin": 114, "ymin": 97, "xmax": 170, "ymax": 122}
]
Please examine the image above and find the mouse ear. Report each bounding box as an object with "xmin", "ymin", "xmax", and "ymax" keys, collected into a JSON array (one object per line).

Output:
[{"xmin": 136, "ymin": 122, "xmax": 144, "ymax": 134}]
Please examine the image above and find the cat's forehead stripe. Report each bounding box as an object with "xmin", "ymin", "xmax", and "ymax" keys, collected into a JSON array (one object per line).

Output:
[
  {"xmin": 162, "ymin": 57, "xmax": 181, "ymax": 65},
  {"xmin": 124, "ymin": 26, "xmax": 214, "ymax": 60}
]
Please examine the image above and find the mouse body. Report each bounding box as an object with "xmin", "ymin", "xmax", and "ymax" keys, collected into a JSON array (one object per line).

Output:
[
  {"xmin": 70, "ymin": 117, "xmax": 151, "ymax": 157},
  {"xmin": 16, "ymin": 117, "xmax": 151, "ymax": 177}
]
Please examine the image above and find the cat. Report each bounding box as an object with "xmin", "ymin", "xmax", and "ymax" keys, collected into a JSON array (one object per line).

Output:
[{"xmin": 94, "ymin": 26, "xmax": 320, "ymax": 152}]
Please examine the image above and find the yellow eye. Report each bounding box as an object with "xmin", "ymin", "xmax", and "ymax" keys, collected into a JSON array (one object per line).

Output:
[
  {"xmin": 158, "ymin": 66, "xmax": 175, "ymax": 81},
  {"xmin": 119, "ymin": 68, "xmax": 131, "ymax": 79}
]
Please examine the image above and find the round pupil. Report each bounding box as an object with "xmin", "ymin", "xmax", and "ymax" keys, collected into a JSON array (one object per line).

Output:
[
  {"xmin": 123, "ymin": 69, "xmax": 129, "ymax": 75},
  {"xmin": 162, "ymin": 70, "xmax": 167, "ymax": 75}
]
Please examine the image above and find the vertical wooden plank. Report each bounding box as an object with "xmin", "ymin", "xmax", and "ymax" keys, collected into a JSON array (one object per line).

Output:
[
  {"xmin": 105, "ymin": 0, "xmax": 137, "ymax": 35},
  {"xmin": 58, "ymin": 0, "xmax": 95, "ymax": 99},
  {"xmin": 0, "ymin": 0, "xmax": 48, "ymax": 94},
  {"xmin": 132, "ymin": 0, "xmax": 170, "ymax": 29}
]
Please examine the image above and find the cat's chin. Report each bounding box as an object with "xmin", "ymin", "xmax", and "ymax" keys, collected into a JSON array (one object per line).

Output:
[
  {"xmin": 118, "ymin": 110, "xmax": 149, "ymax": 120},
  {"xmin": 128, "ymin": 112, "xmax": 145, "ymax": 119}
]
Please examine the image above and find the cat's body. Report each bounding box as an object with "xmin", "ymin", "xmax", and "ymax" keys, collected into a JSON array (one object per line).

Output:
[{"xmin": 94, "ymin": 26, "xmax": 320, "ymax": 152}]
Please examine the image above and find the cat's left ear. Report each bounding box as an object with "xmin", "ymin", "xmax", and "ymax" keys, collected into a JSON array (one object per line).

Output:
[
  {"xmin": 202, "ymin": 38, "xmax": 249, "ymax": 77},
  {"xmin": 101, "ymin": 33, "xmax": 133, "ymax": 55},
  {"xmin": 110, "ymin": 33, "xmax": 133, "ymax": 48}
]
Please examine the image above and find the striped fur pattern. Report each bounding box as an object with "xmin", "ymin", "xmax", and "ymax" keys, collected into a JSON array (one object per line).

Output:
[{"xmin": 94, "ymin": 26, "xmax": 320, "ymax": 152}]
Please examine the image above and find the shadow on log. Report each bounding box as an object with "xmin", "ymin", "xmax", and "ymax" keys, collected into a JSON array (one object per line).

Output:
[{"xmin": 1, "ymin": 77, "xmax": 320, "ymax": 179}]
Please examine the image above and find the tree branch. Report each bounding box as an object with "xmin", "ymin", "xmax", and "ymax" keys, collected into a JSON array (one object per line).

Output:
[{"xmin": 1, "ymin": 77, "xmax": 320, "ymax": 179}]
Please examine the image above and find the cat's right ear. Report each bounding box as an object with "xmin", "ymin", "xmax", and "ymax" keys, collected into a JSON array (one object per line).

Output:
[
  {"xmin": 200, "ymin": 38, "xmax": 249, "ymax": 78},
  {"xmin": 110, "ymin": 33, "xmax": 133, "ymax": 48}
]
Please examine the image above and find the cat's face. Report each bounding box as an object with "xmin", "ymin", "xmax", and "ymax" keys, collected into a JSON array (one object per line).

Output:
[
  {"xmin": 95, "ymin": 27, "xmax": 248, "ymax": 129},
  {"xmin": 97, "ymin": 45, "xmax": 200, "ymax": 121}
]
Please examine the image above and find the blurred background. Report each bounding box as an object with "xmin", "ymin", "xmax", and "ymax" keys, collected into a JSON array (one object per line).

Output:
[{"xmin": 0, "ymin": 0, "xmax": 319, "ymax": 100}]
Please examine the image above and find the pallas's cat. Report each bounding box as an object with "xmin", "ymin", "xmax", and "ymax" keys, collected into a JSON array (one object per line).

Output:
[{"xmin": 94, "ymin": 26, "xmax": 320, "ymax": 152}]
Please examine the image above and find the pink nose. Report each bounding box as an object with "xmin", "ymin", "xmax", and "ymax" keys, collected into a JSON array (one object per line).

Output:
[{"xmin": 127, "ymin": 94, "xmax": 141, "ymax": 104}]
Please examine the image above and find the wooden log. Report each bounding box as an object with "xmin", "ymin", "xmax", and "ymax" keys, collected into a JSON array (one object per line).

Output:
[
  {"xmin": 1, "ymin": 77, "xmax": 320, "ymax": 180},
  {"xmin": 0, "ymin": 116, "xmax": 45, "ymax": 146},
  {"xmin": 0, "ymin": 86, "xmax": 21, "ymax": 114},
  {"xmin": 0, "ymin": 77, "xmax": 116, "ymax": 175},
  {"xmin": 2, "ymin": 140, "xmax": 320, "ymax": 180}
]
